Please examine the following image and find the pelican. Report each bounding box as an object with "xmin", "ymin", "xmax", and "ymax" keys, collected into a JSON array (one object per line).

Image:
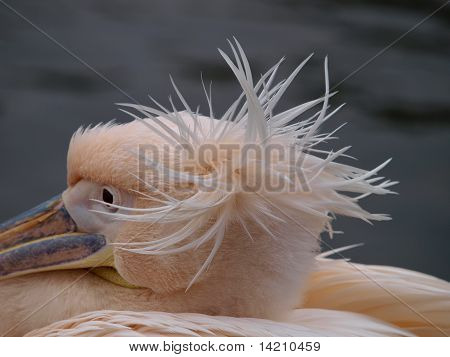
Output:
[{"xmin": 0, "ymin": 40, "xmax": 448, "ymax": 337}]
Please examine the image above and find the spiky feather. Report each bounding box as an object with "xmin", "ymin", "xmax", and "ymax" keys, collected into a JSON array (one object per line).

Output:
[{"xmin": 100, "ymin": 39, "xmax": 396, "ymax": 287}]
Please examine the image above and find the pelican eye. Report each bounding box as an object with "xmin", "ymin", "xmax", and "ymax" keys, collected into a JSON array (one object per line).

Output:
[{"xmin": 101, "ymin": 187, "xmax": 119, "ymax": 212}]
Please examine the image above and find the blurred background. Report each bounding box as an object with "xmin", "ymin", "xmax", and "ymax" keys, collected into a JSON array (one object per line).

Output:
[{"xmin": 0, "ymin": 0, "xmax": 449, "ymax": 279}]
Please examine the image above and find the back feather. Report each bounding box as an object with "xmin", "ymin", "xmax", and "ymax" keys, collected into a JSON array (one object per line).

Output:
[
  {"xmin": 303, "ymin": 255, "xmax": 450, "ymax": 336},
  {"xmin": 26, "ymin": 309, "xmax": 411, "ymax": 337}
]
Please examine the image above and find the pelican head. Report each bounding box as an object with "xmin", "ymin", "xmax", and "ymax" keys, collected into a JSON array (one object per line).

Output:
[{"xmin": 0, "ymin": 40, "xmax": 395, "ymax": 336}]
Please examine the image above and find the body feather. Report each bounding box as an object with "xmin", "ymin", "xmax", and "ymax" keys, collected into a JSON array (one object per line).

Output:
[{"xmin": 28, "ymin": 253, "xmax": 450, "ymax": 337}]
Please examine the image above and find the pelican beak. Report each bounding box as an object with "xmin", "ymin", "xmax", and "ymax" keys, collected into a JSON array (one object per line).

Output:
[{"xmin": 0, "ymin": 195, "xmax": 113, "ymax": 280}]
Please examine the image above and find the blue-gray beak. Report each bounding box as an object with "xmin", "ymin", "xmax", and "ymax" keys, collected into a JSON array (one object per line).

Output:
[{"xmin": 0, "ymin": 195, "xmax": 112, "ymax": 280}]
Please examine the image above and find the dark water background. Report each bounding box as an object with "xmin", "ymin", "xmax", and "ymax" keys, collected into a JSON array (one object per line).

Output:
[{"xmin": 0, "ymin": 1, "xmax": 449, "ymax": 279}]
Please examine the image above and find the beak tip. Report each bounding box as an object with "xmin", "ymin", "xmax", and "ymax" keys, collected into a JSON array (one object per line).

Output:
[{"xmin": 0, "ymin": 194, "xmax": 110, "ymax": 280}]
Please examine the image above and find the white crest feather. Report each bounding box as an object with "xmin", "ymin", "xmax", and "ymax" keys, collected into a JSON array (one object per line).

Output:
[{"xmin": 104, "ymin": 39, "xmax": 396, "ymax": 289}]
